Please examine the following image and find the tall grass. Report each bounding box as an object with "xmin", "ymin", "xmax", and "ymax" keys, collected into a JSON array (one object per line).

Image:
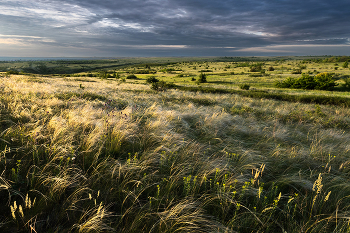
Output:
[{"xmin": 1, "ymin": 75, "xmax": 350, "ymax": 232}]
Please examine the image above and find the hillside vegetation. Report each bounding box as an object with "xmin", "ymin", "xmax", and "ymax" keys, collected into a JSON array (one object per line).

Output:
[{"xmin": 1, "ymin": 57, "xmax": 350, "ymax": 232}]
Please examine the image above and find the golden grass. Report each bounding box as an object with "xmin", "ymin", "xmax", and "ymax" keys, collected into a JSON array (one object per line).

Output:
[{"xmin": 1, "ymin": 60, "xmax": 350, "ymax": 232}]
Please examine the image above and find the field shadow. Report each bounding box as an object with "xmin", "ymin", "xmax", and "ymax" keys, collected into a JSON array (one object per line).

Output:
[{"xmin": 208, "ymin": 81, "xmax": 235, "ymax": 85}]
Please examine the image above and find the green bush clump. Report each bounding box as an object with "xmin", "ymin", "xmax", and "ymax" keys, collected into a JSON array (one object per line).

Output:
[
  {"xmin": 343, "ymin": 61, "xmax": 348, "ymax": 68},
  {"xmin": 239, "ymin": 84, "xmax": 250, "ymax": 90},
  {"xmin": 126, "ymin": 74, "xmax": 138, "ymax": 79},
  {"xmin": 159, "ymin": 68, "xmax": 177, "ymax": 73},
  {"xmin": 314, "ymin": 72, "xmax": 337, "ymax": 90},
  {"xmin": 275, "ymin": 73, "xmax": 337, "ymax": 90},
  {"xmin": 146, "ymin": 76, "xmax": 159, "ymax": 84},
  {"xmin": 197, "ymin": 73, "xmax": 207, "ymax": 83},
  {"xmin": 342, "ymin": 77, "xmax": 350, "ymax": 89},
  {"xmin": 291, "ymin": 69, "xmax": 302, "ymax": 74},
  {"xmin": 151, "ymin": 81, "xmax": 175, "ymax": 91},
  {"xmin": 6, "ymin": 70, "xmax": 19, "ymax": 75},
  {"xmin": 98, "ymin": 70, "xmax": 109, "ymax": 79},
  {"xmin": 249, "ymin": 63, "xmax": 264, "ymax": 72}
]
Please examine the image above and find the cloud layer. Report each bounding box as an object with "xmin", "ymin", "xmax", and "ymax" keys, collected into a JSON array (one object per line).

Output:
[{"xmin": 1, "ymin": 0, "xmax": 350, "ymax": 56}]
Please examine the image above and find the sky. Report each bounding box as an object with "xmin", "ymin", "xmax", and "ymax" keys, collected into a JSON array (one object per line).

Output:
[{"xmin": 1, "ymin": 0, "xmax": 350, "ymax": 57}]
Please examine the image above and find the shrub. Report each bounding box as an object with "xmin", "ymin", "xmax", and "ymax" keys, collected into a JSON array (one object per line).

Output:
[
  {"xmin": 146, "ymin": 76, "xmax": 159, "ymax": 84},
  {"xmin": 126, "ymin": 74, "xmax": 138, "ymax": 79},
  {"xmin": 197, "ymin": 73, "xmax": 207, "ymax": 83},
  {"xmin": 343, "ymin": 61, "xmax": 349, "ymax": 68},
  {"xmin": 239, "ymin": 84, "xmax": 250, "ymax": 90},
  {"xmin": 6, "ymin": 70, "xmax": 19, "ymax": 75},
  {"xmin": 98, "ymin": 70, "xmax": 108, "ymax": 79},
  {"xmin": 236, "ymin": 62, "xmax": 250, "ymax": 67},
  {"xmin": 249, "ymin": 63, "xmax": 264, "ymax": 72},
  {"xmin": 274, "ymin": 77, "xmax": 296, "ymax": 88},
  {"xmin": 159, "ymin": 68, "xmax": 176, "ymax": 73},
  {"xmin": 268, "ymin": 66, "xmax": 275, "ymax": 71},
  {"xmin": 151, "ymin": 81, "xmax": 174, "ymax": 91},
  {"xmin": 275, "ymin": 73, "xmax": 336, "ymax": 90},
  {"xmin": 291, "ymin": 69, "xmax": 302, "ymax": 74},
  {"xmin": 293, "ymin": 74, "xmax": 316, "ymax": 89},
  {"xmin": 342, "ymin": 77, "xmax": 350, "ymax": 89},
  {"xmin": 314, "ymin": 72, "xmax": 337, "ymax": 90}
]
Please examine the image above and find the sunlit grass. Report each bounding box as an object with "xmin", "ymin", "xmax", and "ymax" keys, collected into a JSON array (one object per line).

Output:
[{"xmin": 1, "ymin": 58, "xmax": 350, "ymax": 232}]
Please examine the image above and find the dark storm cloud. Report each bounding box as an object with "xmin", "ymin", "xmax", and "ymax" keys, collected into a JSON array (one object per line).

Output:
[{"xmin": 1, "ymin": 0, "xmax": 350, "ymax": 56}]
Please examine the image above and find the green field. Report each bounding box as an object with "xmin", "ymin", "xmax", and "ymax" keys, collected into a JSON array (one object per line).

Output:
[{"xmin": 1, "ymin": 56, "xmax": 350, "ymax": 232}]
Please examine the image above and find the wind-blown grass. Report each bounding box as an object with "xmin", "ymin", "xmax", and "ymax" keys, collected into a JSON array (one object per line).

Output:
[
  {"xmin": 172, "ymin": 85, "xmax": 350, "ymax": 107},
  {"xmin": 1, "ymin": 75, "xmax": 350, "ymax": 232}
]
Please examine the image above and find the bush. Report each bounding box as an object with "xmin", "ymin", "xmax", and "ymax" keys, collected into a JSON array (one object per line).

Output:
[
  {"xmin": 239, "ymin": 84, "xmax": 250, "ymax": 90},
  {"xmin": 275, "ymin": 73, "xmax": 336, "ymax": 90},
  {"xmin": 249, "ymin": 63, "xmax": 264, "ymax": 72},
  {"xmin": 126, "ymin": 74, "xmax": 138, "ymax": 79},
  {"xmin": 274, "ymin": 77, "xmax": 296, "ymax": 88},
  {"xmin": 343, "ymin": 61, "xmax": 348, "ymax": 68},
  {"xmin": 342, "ymin": 77, "xmax": 350, "ymax": 89},
  {"xmin": 151, "ymin": 81, "xmax": 174, "ymax": 91},
  {"xmin": 268, "ymin": 66, "xmax": 275, "ymax": 71},
  {"xmin": 314, "ymin": 72, "xmax": 337, "ymax": 90},
  {"xmin": 6, "ymin": 70, "xmax": 19, "ymax": 75},
  {"xmin": 98, "ymin": 70, "xmax": 108, "ymax": 79},
  {"xmin": 293, "ymin": 74, "xmax": 316, "ymax": 89},
  {"xmin": 159, "ymin": 68, "xmax": 176, "ymax": 73},
  {"xmin": 146, "ymin": 76, "xmax": 159, "ymax": 84},
  {"xmin": 291, "ymin": 69, "xmax": 302, "ymax": 74},
  {"xmin": 197, "ymin": 73, "xmax": 207, "ymax": 83}
]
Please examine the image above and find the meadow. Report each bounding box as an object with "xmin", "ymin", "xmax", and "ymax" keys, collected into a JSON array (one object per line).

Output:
[{"xmin": 1, "ymin": 56, "xmax": 350, "ymax": 232}]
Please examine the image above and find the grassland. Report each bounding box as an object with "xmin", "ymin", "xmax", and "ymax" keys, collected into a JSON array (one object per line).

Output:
[{"xmin": 1, "ymin": 57, "xmax": 350, "ymax": 232}]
